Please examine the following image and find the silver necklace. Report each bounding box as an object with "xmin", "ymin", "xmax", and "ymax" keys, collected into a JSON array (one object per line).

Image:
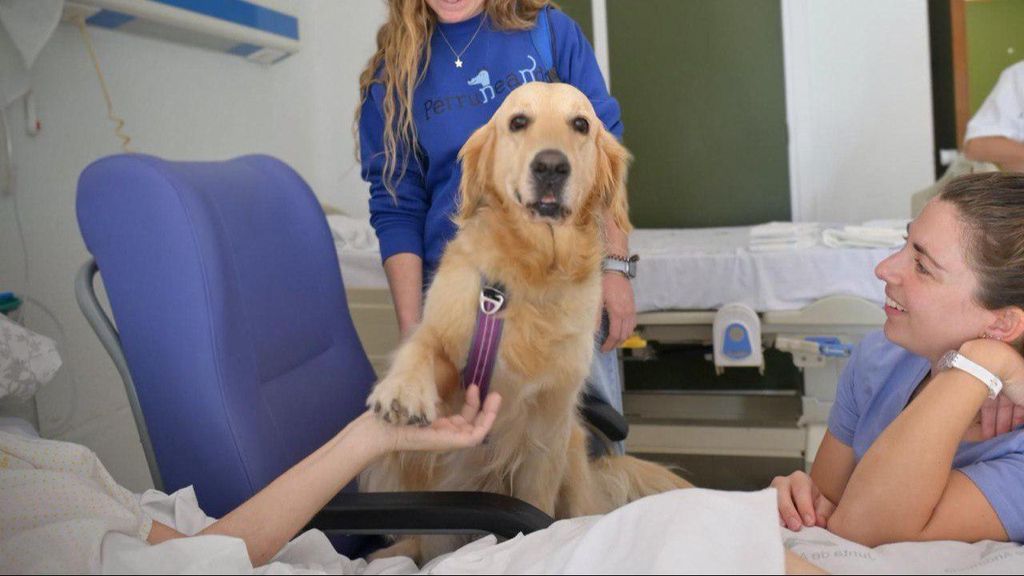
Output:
[{"xmin": 436, "ymin": 14, "xmax": 486, "ymax": 69}]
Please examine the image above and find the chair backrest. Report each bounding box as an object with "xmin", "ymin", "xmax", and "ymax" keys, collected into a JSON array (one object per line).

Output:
[{"xmin": 76, "ymin": 154, "xmax": 377, "ymax": 518}]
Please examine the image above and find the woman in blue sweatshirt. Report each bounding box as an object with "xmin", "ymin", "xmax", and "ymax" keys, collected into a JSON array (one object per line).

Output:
[{"xmin": 357, "ymin": 0, "xmax": 633, "ymax": 436}]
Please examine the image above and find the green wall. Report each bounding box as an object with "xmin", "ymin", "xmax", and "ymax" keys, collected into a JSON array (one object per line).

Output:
[
  {"xmin": 550, "ymin": 0, "xmax": 790, "ymax": 228},
  {"xmin": 607, "ymin": 0, "xmax": 789, "ymax": 228},
  {"xmin": 966, "ymin": 0, "xmax": 1024, "ymax": 114}
]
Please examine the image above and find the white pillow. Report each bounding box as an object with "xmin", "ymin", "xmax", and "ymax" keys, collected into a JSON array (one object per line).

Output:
[
  {"xmin": 0, "ymin": 313, "xmax": 61, "ymax": 401},
  {"xmin": 326, "ymin": 214, "xmax": 380, "ymax": 252}
]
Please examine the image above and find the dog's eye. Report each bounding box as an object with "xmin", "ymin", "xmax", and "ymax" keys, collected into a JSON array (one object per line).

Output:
[
  {"xmin": 572, "ymin": 117, "xmax": 590, "ymax": 134},
  {"xmin": 510, "ymin": 114, "xmax": 530, "ymax": 132}
]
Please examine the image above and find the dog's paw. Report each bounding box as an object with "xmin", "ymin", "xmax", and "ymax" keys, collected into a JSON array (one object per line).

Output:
[{"xmin": 367, "ymin": 375, "xmax": 440, "ymax": 426}]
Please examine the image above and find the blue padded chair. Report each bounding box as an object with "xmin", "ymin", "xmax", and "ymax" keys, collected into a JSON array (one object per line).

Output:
[{"xmin": 75, "ymin": 154, "xmax": 552, "ymax": 556}]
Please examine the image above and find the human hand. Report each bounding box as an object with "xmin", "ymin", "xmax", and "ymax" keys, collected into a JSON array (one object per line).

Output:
[
  {"xmin": 366, "ymin": 385, "xmax": 501, "ymax": 454},
  {"xmin": 978, "ymin": 394, "xmax": 1024, "ymax": 440},
  {"xmin": 599, "ymin": 272, "xmax": 637, "ymax": 353},
  {"xmin": 770, "ymin": 470, "xmax": 835, "ymax": 531},
  {"xmin": 1002, "ymin": 158, "xmax": 1024, "ymax": 173},
  {"xmin": 960, "ymin": 339, "xmax": 1024, "ymax": 405}
]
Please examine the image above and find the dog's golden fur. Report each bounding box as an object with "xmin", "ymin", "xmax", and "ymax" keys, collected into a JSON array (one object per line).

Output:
[{"xmin": 360, "ymin": 83, "xmax": 691, "ymax": 561}]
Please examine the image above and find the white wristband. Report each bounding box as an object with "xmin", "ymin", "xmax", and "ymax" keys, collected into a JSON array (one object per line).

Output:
[{"xmin": 940, "ymin": 350, "xmax": 1003, "ymax": 399}]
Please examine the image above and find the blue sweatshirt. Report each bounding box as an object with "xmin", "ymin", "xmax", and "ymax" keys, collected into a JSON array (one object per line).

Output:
[{"xmin": 360, "ymin": 8, "xmax": 623, "ymax": 278}]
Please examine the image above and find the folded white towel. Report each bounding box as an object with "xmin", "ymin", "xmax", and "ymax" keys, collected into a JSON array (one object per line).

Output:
[
  {"xmin": 823, "ymin": 221, "xmax": 908, "ymax": 249},
  {"xmin": 749, "ymin": 238, "xmax": 819, "ymax": 252},
  {"xmin": 749, "ymin": 222, "xmax": 820, "ymax": 251},
  {"xmin": 862, "ymin": 219, "xmax": 911, "ymax": 231},
  {"xmin": 749, "ymin": 221, "xmax": 820, "ymax": 241}
]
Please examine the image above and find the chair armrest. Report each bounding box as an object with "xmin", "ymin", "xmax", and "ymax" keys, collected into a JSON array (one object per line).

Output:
[
  {"xmin": 308, "ymin": 491, "xmax": 554, "ymax": 539},
  {"xmin": 581, "ymin": 392, "xmax": 629, "ymax": 442}
]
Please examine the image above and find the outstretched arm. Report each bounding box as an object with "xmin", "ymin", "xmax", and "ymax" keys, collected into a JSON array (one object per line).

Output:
[
  {"xmin": 148, "ymin": 386, "xmax": 501, "ymax": 566},
  {"xmin": 964, "ymin": 136, "xmax": 1024, "ymax": 172}
]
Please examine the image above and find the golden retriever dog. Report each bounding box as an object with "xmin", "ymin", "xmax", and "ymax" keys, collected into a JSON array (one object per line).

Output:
[{"xmin": 360, "ymin": 82, "xmax": 691, "ymax": 561}]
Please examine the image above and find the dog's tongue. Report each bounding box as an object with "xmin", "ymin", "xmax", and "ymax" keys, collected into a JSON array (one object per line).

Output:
[{"xmin": 541, "ymin": 194, "xmax": 557, "ymax": 203}]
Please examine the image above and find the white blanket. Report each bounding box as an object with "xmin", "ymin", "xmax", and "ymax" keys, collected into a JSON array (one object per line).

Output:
[
  {"xmin": 783, "ymin": 526, "xmax": 1024, "ymax": 574},
  {"xmin": 8, "ymin": 430, "xmax": 1020, "ymax": 574},
  {"xmin": 0, "ymin": 430, "xmax": 151, "ymax": 573},
  {"xmin": 102, "ymin": 485, "xmax": 784, "ymax": 575},
  {"xmin": 0, "ymin": 431, "xmax": 785, "ymax": 574}
]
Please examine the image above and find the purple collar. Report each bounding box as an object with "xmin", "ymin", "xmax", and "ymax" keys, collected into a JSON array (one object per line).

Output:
[{"xmin": 461, "ymin": 282, "xmax": 507, "ymax": 398}]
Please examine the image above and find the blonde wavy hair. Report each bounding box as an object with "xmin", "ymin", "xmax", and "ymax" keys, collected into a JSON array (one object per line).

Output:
[{"xmin": 356, "ymin": 0, "xmax": 554, "ymax": 198}]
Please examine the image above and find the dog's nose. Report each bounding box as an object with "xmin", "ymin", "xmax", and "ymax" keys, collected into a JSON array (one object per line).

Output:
[{"xmin": 531, "ymin": 150, "xmax": 570, "ymax": 185}]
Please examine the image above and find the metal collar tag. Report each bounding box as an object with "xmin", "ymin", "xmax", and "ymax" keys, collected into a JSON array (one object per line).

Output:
[{"xmin": 480, "ymin": 285, "xmax": 506, "ymax": 315}]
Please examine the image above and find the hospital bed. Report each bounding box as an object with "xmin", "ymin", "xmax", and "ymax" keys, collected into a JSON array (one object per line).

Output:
[
  {"xmin": 7, "ymin": 424, "xmax": 1024, "ymax": 574},
  {"xmin": 13, "ymin": 411, "xmax": 1024, "ymax": 574},
  {"xmin": 330, "ymin": 216, "xmax": 894, "ymax": 473}
]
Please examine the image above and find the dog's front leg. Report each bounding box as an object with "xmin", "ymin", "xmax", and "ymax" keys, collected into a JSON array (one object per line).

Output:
[
  {"xmin": 511, "ymin": 424, "xmax": 574, "ymax": 516},
  {"xmin": 556, "ymin": 424, "xmax": 604, "ymax": 517},
  {"xmin": 367, "ymin": 332, "xmax": 443, "ymax": 425}
]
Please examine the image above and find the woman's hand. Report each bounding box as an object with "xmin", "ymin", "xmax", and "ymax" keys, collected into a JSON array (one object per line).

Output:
[
  {"xmin": 361, "ymin": 385, "xmax": 501, "ymax": 455},
  {"xmin": 960, "ymin": 339, "xmax": 1024, "ymax": 405},
  {"xmin": 978, "ymin": 394, "xmax": 1024, "ymax": 439},
  {"xmin": 771, "ymin": 471, "xmax": 835, "ymax": 531},
  {"xmin": 599, "ymin": 272, "xmax": 637, "ymax": 352}
]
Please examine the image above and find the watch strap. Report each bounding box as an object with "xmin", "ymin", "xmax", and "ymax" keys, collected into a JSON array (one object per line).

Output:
[
  {"xmin": 942, "ymin": 350, "xmax": 1003, "ymax": 399},
  {"xmin": 602, "ymin": 255, "xmax": 638, "ymax": 279}
]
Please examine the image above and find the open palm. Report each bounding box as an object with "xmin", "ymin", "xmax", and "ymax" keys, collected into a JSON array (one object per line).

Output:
[{"xmin": 376, "ymin": 385, "xmax": 502, "ymax": 453}]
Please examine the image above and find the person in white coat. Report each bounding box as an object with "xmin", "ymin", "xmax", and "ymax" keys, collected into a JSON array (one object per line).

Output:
[{"xmin": 964, "ymin": 60, "xmax": 1024, "ymax": 172}]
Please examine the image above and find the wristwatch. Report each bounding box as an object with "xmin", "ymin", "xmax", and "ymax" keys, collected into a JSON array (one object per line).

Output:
[
  {"xmin": 602, "ymin": 254, "xmax": 639, "ymax": 279},
  {"xmin": 937, "ymin": 350, "xmax": 1003, "ymax": 399}
]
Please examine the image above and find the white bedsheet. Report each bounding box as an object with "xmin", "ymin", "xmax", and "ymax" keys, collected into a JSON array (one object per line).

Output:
[
  {"xmin": 4, "ymin": 431, "xmax": 1023, "ymax": 574},
  {"xmin": 783, "ymin": 526, "xmax": 1024, "ymax": 574},
  {"xmin": 337, "ymin": 248, "xmax": 393, "ymax": 291},
  {"xmin": 331, "ymin": 222, "xmax": 895, "ymax": 313},
  {"xmin": 631, "ymin": 228, "xmax": 892, "ymax": 312},
  {"xmin": 105, "ymin": 485, "xmax": 784, "ymax": 575},
  {"xmin": 1, "ymin": 431, "xmax": 787, "ymax": 574}
]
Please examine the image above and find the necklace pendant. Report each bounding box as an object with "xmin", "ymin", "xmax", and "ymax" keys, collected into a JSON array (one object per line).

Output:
[{"xmin": 455, "ymin": 58, "xmax": 463, "ymax": 68}]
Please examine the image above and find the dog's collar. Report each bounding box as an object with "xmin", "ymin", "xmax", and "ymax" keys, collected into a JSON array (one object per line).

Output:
[{"xmin": 462, "ymin": 279, "xmax": 507, "ymax": 399}]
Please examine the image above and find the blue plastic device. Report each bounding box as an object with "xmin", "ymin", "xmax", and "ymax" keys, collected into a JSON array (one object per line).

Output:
[
  {"xmin": 806, "ymin": 336, "xmax": 853, "ymax": 358},
  {"xmin": 723, "ymin": 322, "xmax": 754, "ymax": 359}
]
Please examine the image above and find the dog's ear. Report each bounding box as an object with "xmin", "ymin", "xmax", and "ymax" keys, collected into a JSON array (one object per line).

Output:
[
  {"xmin": 595, "ymin": 128, "xmax": 633, "ymax": 234},
  {"xmin": 456, "ymin": 120, "xmax": 496, "ymax": 223}
]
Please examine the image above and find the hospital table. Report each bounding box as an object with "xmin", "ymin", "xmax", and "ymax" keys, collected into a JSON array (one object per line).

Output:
[{"xmin": 331, "ymin": 218, "xmax": 894, "ymax": 471}]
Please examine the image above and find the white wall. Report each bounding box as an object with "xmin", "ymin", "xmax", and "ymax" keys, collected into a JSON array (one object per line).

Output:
[
  {"xmin": 0, "ymin": 0, "xmax": 384, "ymax": 490},
  {"xmin": 782, "ymin": 0, "xmax": 935, "ymax": 223},
  {"xmin": 305, "ymin": 1, "xmax": 386, "ymax": 218}
]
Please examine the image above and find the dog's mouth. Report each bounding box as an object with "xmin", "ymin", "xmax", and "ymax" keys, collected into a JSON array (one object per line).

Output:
[{"xmin": 526, "ymin": 194, "xmax": 569, "ymax": 221}]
